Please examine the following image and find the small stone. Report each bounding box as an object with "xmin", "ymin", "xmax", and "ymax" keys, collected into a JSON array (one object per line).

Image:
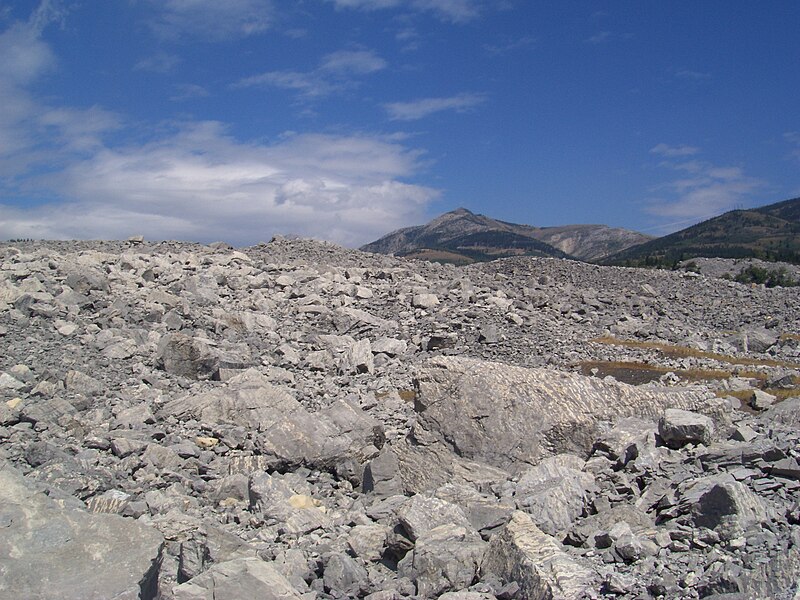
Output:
[
  {"xmin": 412, "ymin": 293, "xmax": 439, "ymax": 309},
  {"xmin": 749, "ymin": 390, "xmax": 776, "ymax": 411},
  {"xmin": 195, "ymin": 436, "xmax": 219, "ymax": 449}
]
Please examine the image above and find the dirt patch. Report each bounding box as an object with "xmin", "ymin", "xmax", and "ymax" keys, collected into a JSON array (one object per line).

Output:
[{"xmin": 591, "ymin": 336, "xmax": 800, "ymax": 369}]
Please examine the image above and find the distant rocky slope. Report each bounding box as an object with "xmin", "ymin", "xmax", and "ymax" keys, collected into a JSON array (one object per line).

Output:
[
  {"xmin": 1, "ymin": 237, "xmax": 800, "ymax": 599},
  {"xmin": 604, "ymin": 197, "xmax": 800, "ymax": 267},
  {"xmin": 361, "ymin": 208, "xmax": 651, "ymax": 263}
]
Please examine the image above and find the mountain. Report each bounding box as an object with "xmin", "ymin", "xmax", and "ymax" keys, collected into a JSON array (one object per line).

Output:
[
  {"xmin": 361, "ymin": 208, "xmax": 651, "ymax": 264},
  {"xmin": 603, "ymin": 197, "xmax": 800, "ymax": 267},
  {"xmin": 528, "ymin": 224, "xmax": 653, "ymax": 263}
]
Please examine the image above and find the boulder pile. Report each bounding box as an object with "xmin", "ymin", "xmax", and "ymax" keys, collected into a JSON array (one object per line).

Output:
[{"xmin": 1, "ymin": 237, "xmax": 799, "ymax": 599}]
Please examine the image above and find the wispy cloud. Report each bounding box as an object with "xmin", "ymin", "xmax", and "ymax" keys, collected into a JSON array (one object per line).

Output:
[
  {"xmin": 650, "ymin": 143, "xmax": 700, "ymax": 158},
  {"xmin": 674, "ymin": 69, "xmax": 711, "ymax": 81},
  {"xmin": 328, "ymin": 0, "xmax": 484, "ymax": 23},
  {"xmin": 148, "ymin": 0, "xmax": 273, "ymax": 41},
  {"xmin": 319, "ymin": 49, "xmax": 387, "ymax": 74},
  {"xmin": 169, "ymin": 83, "xmax": 210, "ymax": 102},
  {"xmin": 384, "ymin": 92, "xmax": 486, "ymax": 121},
  {"xmin": 37, "ymin": 106, "xmax": 121, "ymax": 152},
  {"xmin": 644, "ymin": 150, "xmax": 764, "ymax": 231},
  {"xmin": 134, "ymin": 52, "xmax": 181, "ymax": 74},
  {"xmin": 784, "ymin": 131, "xmax": 800, "ymax": 163},
  {"xmin": 236, "ymin": 48, "xmax": 386, "ymax": 99},
  {"xmin": 0, "ymin": 1, "xmax": 116, "ymax": 174},
  {"xmin": 483, "ymin": 35, "xmax": 535, "ymax": 56},
  {"xmin": 585, "ymin": 30, "xmax": 612, "ymax": 44}
]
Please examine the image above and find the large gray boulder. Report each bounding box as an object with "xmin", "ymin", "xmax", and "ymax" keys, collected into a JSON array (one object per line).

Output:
[
  {"xmin": 513, "ymin": 455, "xmax": 597, "ymax": 536},
  {"xmin": 679, "ymin": 474, "xmax": 769, "ymax": 541},
  {"xmin": 159, "ymin": 370, "xmax": 381, "ymax": 471},
  {"xmin": 157, "ymin": 333, "xmax": 220, "ymax": 380},
  {"xmin": 658, "ymin": 408, "xmax": 715, "ymax": 448},
  {"xmin": 398, "ymin": 524, "xmax": 486, "ymax": 598},
  {"xmin": 0, "ymin": 462, "xmax": 164, "ymax": 600},
  {"xmin": 481, "ymin": 511, "xmax": 597, "ymax": 599},
  {"xmin": 409, "ymin": 356, "xmax": 712, "ymax": 476},
  {"xmin": 172, "ymin": 557, "xmax": 302, "ymax": 599}
]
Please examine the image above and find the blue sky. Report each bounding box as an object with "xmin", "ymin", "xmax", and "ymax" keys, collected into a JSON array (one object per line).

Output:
[{"xmin": 1, "ymin": 1, "xmax": 799, "ymax": 246}]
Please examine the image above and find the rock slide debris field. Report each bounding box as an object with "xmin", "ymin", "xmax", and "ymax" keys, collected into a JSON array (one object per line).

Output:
[{"xmin": 1, "ymin": 237, "xmax": 799, "ymax": 599}]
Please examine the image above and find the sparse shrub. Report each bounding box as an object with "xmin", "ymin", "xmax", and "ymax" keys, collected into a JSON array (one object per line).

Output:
[
  {"xmin": 734, "ymin": 265, "xmax": 798, "ymax": 288},
  {"xmin": 682, "ymin": 261, "xmax": 700, "ymax": 273}
]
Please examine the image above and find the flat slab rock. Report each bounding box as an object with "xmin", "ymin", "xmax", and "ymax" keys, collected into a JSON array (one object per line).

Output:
[
  {"xmin": 0, "ymin": 462, "xmax": 164, "ymax": 600},
  {"xmin": 411, "ymin": 356, "xmax": 713, "ymax": 474},
  {"xmin": 172, "ymin": 557, "xmax": 302, "ymax": 600}
]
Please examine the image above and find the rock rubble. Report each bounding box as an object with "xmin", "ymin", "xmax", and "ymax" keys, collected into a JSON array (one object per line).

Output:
[{"xmin": 1, "ymin": 237, "xmax": 799, "ymax": 599}]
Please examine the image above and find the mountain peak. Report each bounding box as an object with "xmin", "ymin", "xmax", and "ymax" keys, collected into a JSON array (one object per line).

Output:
[
  {"xmin": 361, "ymin": 209, "xmax": 651, "ymax": 263},
  {"xmin": 449, "ymin": 207, "xmax": 475, "ymax": 216}
]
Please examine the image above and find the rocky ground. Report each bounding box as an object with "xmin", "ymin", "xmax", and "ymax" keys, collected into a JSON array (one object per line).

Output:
[{"xmin": 1, "ymin": 237, "xmax": 799, "ymax": 600}]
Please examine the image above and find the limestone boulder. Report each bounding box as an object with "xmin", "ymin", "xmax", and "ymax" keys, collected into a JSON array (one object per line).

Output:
[
  {"xmin": 411, "ymin": 356, "xmax": 712, "ymax": 475},
  {"xmin": 172, "ymin": 557, "xmax": 302, "ymax": 600},
  {"xmin": 0, "ymin": 462, "xmax": 164, "ymax": 600},
  {"xmin": 481, "ymin": 511, "xmax": 597, "ymax": 599}
]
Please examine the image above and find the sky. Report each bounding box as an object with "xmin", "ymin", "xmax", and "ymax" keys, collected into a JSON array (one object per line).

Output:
[{"xmin": 1, "ymin": 1, "xmax": 799, "ymax": 247}]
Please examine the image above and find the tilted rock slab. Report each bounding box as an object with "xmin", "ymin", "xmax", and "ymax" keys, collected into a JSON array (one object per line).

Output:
[
  {"xmin": 398, "ymin": 356, "xmax": 712, "ymax": 491},
  {"xmin": 0, "ymin": 462, "xmax": 164, "ymax": 600},
  {"xmin": 159, "ymin": 369, "xmax": 381, "ymax": 472},
  {"xmin": 481, "ymin": 511, "xmax": 596, "ymax": 599},
  {"xmin": 172, "ymin": 557, "xmax": 302, "ymax": 600}
]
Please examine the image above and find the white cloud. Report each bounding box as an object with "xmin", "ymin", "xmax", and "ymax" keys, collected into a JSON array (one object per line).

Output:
[
  {"xmin": 650, "ymin": 143, "xmax": 701, "ymax": 158},
  {"xmin": 149, "ymin": 0, "xmax": 273, "ymax": 40},
  {"xmin": 328, "ymin": 0, "xmax": 483, "ymax": 23},
  {"xmin": 0, "ymin": 5, "xmax": 435, "ymax": 246},
  {"xmin": 384, "ymin": 93, "xmax": 486, "ymax": 121},
  {"xmin": 1, "ymin": 121, "xmax": 439, "ymax": 246},
  {"xmin": 236, "ymin": 48, "xmax": 386, "ymax": 99},
  {"xmin": 38, "ymin": 106, "xmax": 122, "ymax": 152},
  {"xmin": 319, "ymin": 49, "xmax": 387, "ymax": 74},
  {"xmin": 0, "ymin": 2, "xmax": 118, "ymax": 176},
  {"xmin": 169, "ymin": 83, "xmax": 210, "ymax": 102},
  {"xmin": 0, "ymin": 9, "xmax": 57, "ymax": 86},
  {"xmin": 644, "ymin": 154, "xmax": 763, "ymax": 229}
]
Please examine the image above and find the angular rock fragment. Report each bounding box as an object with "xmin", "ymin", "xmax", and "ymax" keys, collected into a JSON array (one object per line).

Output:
[
  {"xmin": 173, "ymin": 557, "xmax": 302, "ymax": 599},
  {"xmin": 397, "ymin": 494, "xmax": 473, "ymax": 542},
  {"xmin": 157, "ymin": 332, "xmax": 220, "ymax": 380},
  {"xmin": 0, "ymin": 462, "xmax": 164, "ymax": 600},
  {"xmin": 513, "ymin": 454, "xmax": 596, "ymax": 536},
  {"xmin": 658, "ymin": 408, "xmax": 715, "ymax": 448},
  {"xmin": 399, "ymin": 524, "xmax": 486, "ymax": 598},
  {"xmin": 749, "ymin": 389, "xmax": 776, "ymax": 411},
  {"xmin": 481, "ymin": 511, "xmax": 596, "ymax": 599},
  {"xmin": 680, "ymin": 475, "xmax": 769, "ymax": 541}
]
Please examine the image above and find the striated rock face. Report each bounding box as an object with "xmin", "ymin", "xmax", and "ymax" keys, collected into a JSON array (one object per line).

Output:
[
  {"xmin": 407, "ymin": 356, "xmax": 713, "ymax": 474},
  {"xmin": 0, "ymin": 461, "xmax": 164, "ymax": 600}
]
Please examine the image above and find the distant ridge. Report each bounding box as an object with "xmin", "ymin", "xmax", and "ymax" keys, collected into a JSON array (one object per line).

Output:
[
  {"xmin": 361, "ymin": 208, "xmax": 651, "ymax": 264},
  {"xmin": 602, "ymin": 197, "xmax": 800, "ymax": 267}
]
